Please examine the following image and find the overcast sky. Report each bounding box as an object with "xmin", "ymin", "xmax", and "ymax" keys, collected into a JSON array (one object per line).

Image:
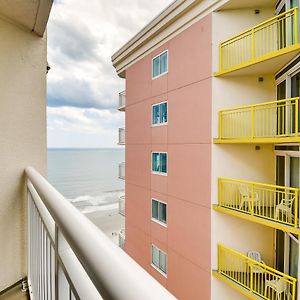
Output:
[{"xmin": 47, "ymin": 0, "xmax": 173, "ymax": 148}]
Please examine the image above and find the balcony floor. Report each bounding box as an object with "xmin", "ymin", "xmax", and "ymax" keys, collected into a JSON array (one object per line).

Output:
[
  {"xmin": 213, "ymin": 271, "xmax": 265, "ymax": 300},
  {"xmin": 214, "ymin": 136, "xmax": 300, "ymax": 144},
  {"xmin": 213, "ymin": 205, "xmax": 300, "ymax": 235},
  {"xmin": 0, "ymin": 286, "xmax": 28, "ymax": 300}
]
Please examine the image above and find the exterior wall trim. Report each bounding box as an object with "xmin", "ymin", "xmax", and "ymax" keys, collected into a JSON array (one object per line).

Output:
[{"xmin": 111, "ymin": 0, "xmax": 228, "ymax": 77}]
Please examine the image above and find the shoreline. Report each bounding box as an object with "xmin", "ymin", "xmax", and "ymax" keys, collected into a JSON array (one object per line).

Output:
[{"xmin": 85, "ymin": 207, "xmax": 124, "ymax": 245}]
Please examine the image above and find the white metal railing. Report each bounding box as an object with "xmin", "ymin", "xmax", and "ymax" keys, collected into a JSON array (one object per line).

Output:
[
  {"xmin": 119, "ymin": 91, "xmax": 126, "ymax": 111},
  {"xmin": 118, "ymin": 162, "xmax": 125, "ymax": 180},
  {"xmin": 119, "ymin": 195, "xmax": 125, "ymax": 216},
  {"xmin": 119, "ymin": 229, "xmax": 125, "ymax": 250},
  {"xmin": 118, "ymin": 128, "xmax": 125, "ymax": 145},
  {"xmin": 26, "ymin": 167, "xmax": 176, "ymax": 300}
]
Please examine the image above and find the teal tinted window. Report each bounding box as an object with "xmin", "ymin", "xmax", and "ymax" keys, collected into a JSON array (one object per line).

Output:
[
  {"xmin": 152, "ymin": 56, "xmax": 160, "ymax": 78},
  {"xmin": 152, "ymin": 200, "xmax": 159, "ymax": 219},
  {"xmin": 152, "ymin": 199, "xmax": 167, "ymax": 224},
  {"xmin": 152, "ymin": 104, "xmax": 160, "ymax": 125},
  {"xmin": 160, "ymin": 153, "xmax": 167, "ymax": 173},
  {"xmin": 152, "ymin": 51, "xmax": 168, "ymax": 78},
  {"xmin": 151, "ymin": 245, "xmax": 167, "ymax": 275},
  {"xmin": 152, "ymin": 245, "xmax": 159, "ymax": 267},
  {"xmin": 160, "ymin": 102, "xmax": 167, "ymax": 123},
  {"xmin": 152, "ymin": 153, "xmax": 160, "ymax": 172},
  {"xmin": 152, "ymin": 152, "xmax": 167, "ymax": 174},
  {"xmin": 152, "ymin": 102, "xmax": 167, "ymax": 125},
  {"xmin": 160, "ymin": 52, "xmax": 168, "ymax": 74}
]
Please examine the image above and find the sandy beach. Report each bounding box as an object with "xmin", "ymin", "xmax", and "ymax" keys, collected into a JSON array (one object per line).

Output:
[{"xmin": 85, "ymin": 207, "xmax": 125, "ymax": 246}]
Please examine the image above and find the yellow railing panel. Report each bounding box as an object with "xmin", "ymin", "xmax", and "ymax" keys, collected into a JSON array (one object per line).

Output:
[
  {"xmin": 218, "ymin": 8, "xmax": 299, "ymax": 73},
  {"xmin": 218, "ymin": 97, "xmax": 299, "ymax": 140},
  {"xmin": 218, "ymin": 178, "xmax": 299, "ymax": 228},
  {"xmin": 218, "ymin": 244, "xmax": 297, "ymax": 300}
]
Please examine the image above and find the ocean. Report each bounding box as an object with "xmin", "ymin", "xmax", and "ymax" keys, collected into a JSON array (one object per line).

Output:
[{"xmin": 48, "ymin": 148, "xmax": 125, "ymax": 214}]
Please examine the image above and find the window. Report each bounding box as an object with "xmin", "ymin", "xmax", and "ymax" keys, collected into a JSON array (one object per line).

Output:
[
  {"xmin": 152, "ymin": 199, "xmax": 167, "ymax": 225},
  {"xmin": 152, "ymin": 102, "xmax": 167, "ymax": 125},
  {"xmin": 151, "ymin": 245, "xmax": 167, "ymax": 275},
  {"xmin": 152, "ymin": 50, "xmax": 168, "ymax": 79},
  {"xmin": 152, "ymin": 152, "xmax": 167, "ymax": 175}
]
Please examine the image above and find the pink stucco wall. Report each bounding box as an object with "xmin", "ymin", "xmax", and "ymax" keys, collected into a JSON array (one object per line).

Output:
[{"xmin": 125, "ymin": 14, "xmax": 212, "ymax": 300}]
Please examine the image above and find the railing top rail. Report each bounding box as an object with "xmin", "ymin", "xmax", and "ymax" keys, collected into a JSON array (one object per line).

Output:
[
  {"xmin": 219, "ymin": 244, "xmax": 297, "ymax": 282},
  {"xmin": 219, "ymin": 97, "xmax": 299, "ymax": 113},
  {"xmin": 219, "ymin": 177, "xmax": 300, "ymax": 192},
  {"xmin": 25, "ymin": 167, "xmax": 176, "ymax": 300},
  {"xmin": 220, "ymin": 7, "xmax": 298, "ymax": 46}
]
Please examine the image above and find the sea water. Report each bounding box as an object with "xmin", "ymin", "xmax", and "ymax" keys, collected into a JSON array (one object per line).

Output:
[{"xmin": 48, "ymin": 148, "xmax": 125, "ymax": 214}]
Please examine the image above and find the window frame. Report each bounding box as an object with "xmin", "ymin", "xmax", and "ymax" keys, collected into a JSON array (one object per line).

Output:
[
  {"xmin": 152, "ymin": 50, "xmax": 168, "ymax": 80},
  {"xmin": 151, "ymin": 101, "xmax": 168, "ymax": 127},
  {"xmin": 151, "ymin": 198, "xmax": 167, "ymax": 227},
  {"xmin": 151, "ymin": 244, "xmax": 167, "ymax": 277},
  {"xmin": 151, "ymin": 152, "xmax": 168, "ymax": 176}
]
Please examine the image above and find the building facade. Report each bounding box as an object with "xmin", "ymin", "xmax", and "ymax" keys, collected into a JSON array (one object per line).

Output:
[{"xmin": 112, "ymin": 0, "xmax": 300, "ymax": 299}]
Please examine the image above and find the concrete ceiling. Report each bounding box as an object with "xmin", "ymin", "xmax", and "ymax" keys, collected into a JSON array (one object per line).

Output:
[
  {"xmin": 0, "ymin": 0, "xmax": 53, "ymax": 36},
  {"xmin": 219, "ymin": 0, "xmax": 277, "ymax": 10}
]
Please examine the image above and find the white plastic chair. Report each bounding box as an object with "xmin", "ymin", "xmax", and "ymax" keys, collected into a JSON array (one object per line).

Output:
[
  {"xmin": 247, "ymin": 250, "xmax": 265, "ymax": 274},
  {"xmin": 239, "ymin": 186, "xmax": 261, "ymax": 213},
  {"xmin": 274, "ymin": 196, "xmax": 295, "ymax": 223},
  {"xmin": 265, "ymin": 278, "xmax": 290, "ymax": 300}
]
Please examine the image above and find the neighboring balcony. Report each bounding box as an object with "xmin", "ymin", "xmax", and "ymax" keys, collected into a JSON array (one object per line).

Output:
[
  {"xmin": 118, "ymin": 162, "xmax": 125, "ymax": 180},
  {"xmin": 119, "ymin": 228, "xmax": 125, "ymax": 250},
  {"xmin": 213, "ymin": 244, "xmax": 297, "ymax": 300},
  {"xmin": 119, "ymin": 91, "xmax": 126, "ymax": 111},
  {"xmin": 118, "ymin": 127, "xmax": 125, "ymax": 145},
  {"xmin": 119, "ymin": 195, "xmax": 125, "ymax": 216},
  {"xmin": 214, "ymin": 97, "xmax": 300, "ymax": 144},
  {"xmin": 214, "ymin": 178, "xmax": 300, "ymax": 235},
  {"xmin": 215, "ymin": 8, "xmax": 300, "ymax": 76}
]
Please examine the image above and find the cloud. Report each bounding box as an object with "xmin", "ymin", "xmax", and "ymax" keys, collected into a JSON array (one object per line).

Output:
[
  {"xmin": 47, "ymin": 0, "xmax": 173, "ymax": 147},
  {"xmin": 48, "ymin": 107, "xmax": 125, "ymax": 133}
]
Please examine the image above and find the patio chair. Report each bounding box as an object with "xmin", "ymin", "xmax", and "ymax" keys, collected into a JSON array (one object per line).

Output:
[
  {"xmin": 247, "ymin": 250, "xmax": 265, "ymax": 274},
  {"xmin": 239, "ymin": 186, "xmax": 261, "ymax": 213},
  {"xmin": 265, "ymin": 278, "xmax": 291, "ymax": 300},
  {"xmin": 274, "ymin": 196, "xmax": 295, "ymax": 223}
]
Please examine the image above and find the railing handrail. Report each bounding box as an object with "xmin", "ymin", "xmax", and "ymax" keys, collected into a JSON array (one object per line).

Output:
[
  {"xmin": 219, "ymin": 97, "xmax": 299, "ymax": 113},
  {"xmin": 25, "ymin": 167, "xmax": 176, "ymax": 300},
  {"xmin": 220, "ymin": 7, "xmax": 298, "ymax": 46},
  {"xmin": 219, "ymin": 177, "xmax": 300, "ymax": 192},
  {"xmin": 219, "ymin": 244, "xmax": 296, "ymax": 282}
]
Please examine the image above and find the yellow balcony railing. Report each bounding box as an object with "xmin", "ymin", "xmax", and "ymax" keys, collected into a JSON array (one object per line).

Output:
[
  {"xmin": 218, "ymin": 178, "xmax": 299, "ymax": 228},
  {"xmin": 218, "ymin": 7, "xmax": 299, "ymax": 74},
  {"xmin": 217, "ymin": 244, "xmax": 297, "ymax": 300},
  {"xmin": 218, "ymin": 97, "xmax": 299, "ymax": 141}
]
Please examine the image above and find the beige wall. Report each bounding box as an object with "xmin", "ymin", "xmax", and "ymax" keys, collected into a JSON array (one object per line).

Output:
[
  {"xmin": 211, "ymin": 7, "xmax": 277, "ymax": 300},
  {"xmin": 0, "ymin": 17, "xmax": 47, "ymax": 290}
]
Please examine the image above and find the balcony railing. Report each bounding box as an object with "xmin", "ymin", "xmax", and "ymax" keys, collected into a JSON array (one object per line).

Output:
[
  {"xmin": 26, "ymin": 167, "xmax": 176, "ymax": 300},
  {"xmin": 218, "ymin": 178, "xmax": 299, "ymax": 228},
  {"xmin": 119, "ymin": 195, "xmax": 125, "ymax": 216},
  {"xmin": 217, "ymin": 97, "xmax": 299, "ymax": 142},
  {"xmin": 217, "ymin": 7, "xmax": 299, "ymax": 75},
  {"xmin": 119, "ymin": 162, "xmax": 125, "ymax": 180},
  {"xmin": 119, "ymin": 229, "xmax": 125, "ymax": 250},
  {"xmin": 119, "ymin": 91, "xmax": 126, "ymax": 111},
  {"xmin": 216, "ymin": 244, "xmax": 297, "ymax": 300},
  {"xmin": 118, "ymin": 127, "xmax": 125, "ymax": 145}
]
